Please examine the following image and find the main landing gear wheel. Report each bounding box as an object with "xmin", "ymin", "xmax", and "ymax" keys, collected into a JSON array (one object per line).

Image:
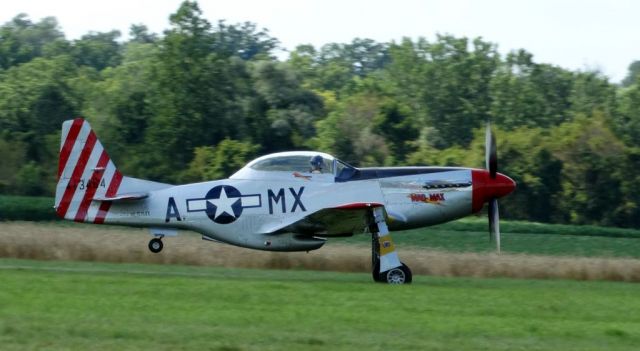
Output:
[
  {"xmin": 371, "ymin": 223, "xmax": 412, "ymax": 284},
  {"xmin": 369, "ymin": 206, "xmax": 412, "ymax": 284},
  {"xmin": 148, "ymin": 238, "xmax": 163, "ymax": 253},
  {"xmin": 378, "ymin": 263, "xmax": 412, "ymax": 284}
]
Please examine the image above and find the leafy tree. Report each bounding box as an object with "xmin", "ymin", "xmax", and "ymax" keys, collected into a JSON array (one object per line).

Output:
[
  {"xmin": 373, "ymin": 100, "xmax": 418, "ymax": 163},
  {"xmin": 302, "ymin": 43, "xmax": 353, "ymax": 93},
  {"xmin": 0, "ymin": 56, "xmax": 79, "ymax": 156},
  {"xmin": 489, "ymin": 50, "xmax": 573, "ymax": 129},
  {"xmin": 568, "ymin": 71, "xmax": 616, "ymax": 118},
  {"xmin": 289, "ymin": 39, "xmax": 389, "ymax": 94},
  {"xmin": 384, "ymin": 38, "xmax": 430, "ymax": 131},
  {"xmin": 314, "ymin": 93, "xmax": 393, "ymax": 166},
  {"xmin": 550, "ymin": 115, "xmax": 626, "ymax": 225},
  {"xmin": 182, "ymin": 139, "xmax": 259, "ymax": 181},
  {"xmin": 407, "ymin": 139, "xmax": 470, "ymax": 167},
  {"xmin": 129, "ymin": 24, "xmax": 158, "ymax": 44},
  {"xmin": 82, "ymin": 41, "xmax": 160, "ymax": 175},
  {"xmin": 71, "ymin": 30, "xmax": 122, "ymax": 71},
  {"xmin": 621, "ymin": 60, "xmax": 640, "ymax": 87},
  {"xmin": 0, "ymin": 14, "xmax": 65, "ymax": 69},
  {"xmin": 0, "ymin": 136, "xmax": 27, "ymax": 193},
  {"xmin": 615, "ymin": 82, "xmax": 640, "ymax": 146},
  {"xmin": 288, "ymin": 44, "xmax": 319, "ymax": 86},
  {"xmin": 250, "ymin": 60, "xmax": 323, "ymax": 151},
  {"xmin": 212, "ymin": 21, "xmax": 278, "ymax": 60},
  {"xmin": 145, "ymin": 0, "xmax": 216, "ymax": 164},
  {"xmin": 319, "ymin": 38, "xmax": 390, "ymax": 77},
  {"xmin": 15, "ymin": 161, "xmax": 44, "ymax": 195},
  {"xmin": 614, "ymin": 147, "xmax": 640, "ymax": 227},
  {"xmin": 491, "ymin": 127, "xmax": 563, "ymax": 222},
  {"xmin": 138, "ymin": 1, "xmax": 245, "ymax": 181},
  {"xmin": 418, "ymin": 35, "xmax": 499, "ymax": 147}
]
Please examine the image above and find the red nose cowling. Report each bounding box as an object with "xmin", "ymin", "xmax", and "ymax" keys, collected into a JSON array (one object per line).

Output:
[{"xmin": 471, "ymin": 169, "xmax": 516, "ymax": 213}]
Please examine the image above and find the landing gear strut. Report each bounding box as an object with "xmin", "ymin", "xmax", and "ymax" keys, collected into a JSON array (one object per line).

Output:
[
  {"xmin": 370, "ymin": 207, "xmax": 412, "ymax": 284},
  {"xmin": 372, "ymin": 234, "xmax": 383, "ymax": 282},
  {"xmin": 148, "ymin": 236, "xmax": 164, "ymax": 253}
]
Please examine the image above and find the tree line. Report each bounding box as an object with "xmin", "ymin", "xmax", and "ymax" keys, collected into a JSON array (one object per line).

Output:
[{"xmin": 1, "ymin": 1, "xmax": 640, "ymax": 227}]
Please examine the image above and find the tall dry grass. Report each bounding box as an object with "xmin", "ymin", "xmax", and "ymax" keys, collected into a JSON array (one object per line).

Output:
[{"xmin": 2, "ymin": 222, "xmax": 640, "ymax": 282}]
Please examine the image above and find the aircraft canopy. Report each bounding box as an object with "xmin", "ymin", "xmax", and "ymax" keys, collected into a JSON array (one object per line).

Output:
[{"xmin": 230, "ymin": 151, "xmax": 356, "ymax": 181}]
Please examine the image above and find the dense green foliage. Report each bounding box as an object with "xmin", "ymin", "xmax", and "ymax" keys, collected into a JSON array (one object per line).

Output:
[
  {"xmin": 1, "ymin": 1, "xmax": 640, "ymax": 228},
  {"xmin": 1, "ymin": 259, "xmax": 639, "ymax": 350},
  {"xmin": 0, "ymin": 196, "xmax": 55, "ymax": 221}
]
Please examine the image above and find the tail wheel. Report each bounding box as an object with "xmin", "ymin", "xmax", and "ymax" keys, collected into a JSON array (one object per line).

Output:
[
  {"xmin": 378, "ymin": 263, "xmax": 412, "ymax": 284},
  {"xmin": 148, "ymin": 238, "xmax": 163, "ymax": 253}
]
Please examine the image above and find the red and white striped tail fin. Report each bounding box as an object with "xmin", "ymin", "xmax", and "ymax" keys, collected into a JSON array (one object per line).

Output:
[{"xmin": 55, "ymin": 118, "xmax": 122, "ymax": 223}]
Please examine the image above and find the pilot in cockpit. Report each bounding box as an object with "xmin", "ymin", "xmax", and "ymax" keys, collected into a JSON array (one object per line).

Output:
[{"xmin": 310, "ymin": 155, "xmax": 323, "ymax": 174}]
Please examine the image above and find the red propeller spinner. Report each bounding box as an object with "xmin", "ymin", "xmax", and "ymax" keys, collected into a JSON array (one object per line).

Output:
[
  {"xmin": 473, "ymin": 123, "xmax": 517, "ymax": 253},
  {"xmin": 471, "ymin": 170, "xmax": 516, "ymax": 213}
]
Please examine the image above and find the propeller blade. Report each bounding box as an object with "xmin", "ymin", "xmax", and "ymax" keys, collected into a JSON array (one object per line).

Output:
[
  {"xmin": 488, "ymin": 198, "xmax": 501, "ymax": 253},
  {"xmin": 485, "ymin": 123, "xmax": 497, "ymax": 179}
]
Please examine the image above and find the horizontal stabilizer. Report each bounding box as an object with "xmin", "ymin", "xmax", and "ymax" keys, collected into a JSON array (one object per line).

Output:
[{"xmin": 93, "ymin": 192, "xmax": 148, "ymax": 202}]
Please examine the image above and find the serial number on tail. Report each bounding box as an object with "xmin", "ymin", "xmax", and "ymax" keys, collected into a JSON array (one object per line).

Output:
[{"xmin": 66, "ymin": 178, "xmax": 106, "ymax": 190}]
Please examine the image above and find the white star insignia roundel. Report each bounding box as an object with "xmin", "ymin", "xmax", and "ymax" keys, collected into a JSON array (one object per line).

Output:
[
  {"xmin": 208, "ymin": 187, "xmax": 240, "ymax": 219},
  {"xmin": 185, "ymin": 185, "xmax": 261, "ymax": 224}
]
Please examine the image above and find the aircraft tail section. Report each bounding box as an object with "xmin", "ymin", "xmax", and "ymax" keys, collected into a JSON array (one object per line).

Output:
[{"xmin": 55, "ymin": 118, "xmax": 169, "ymax": 223}]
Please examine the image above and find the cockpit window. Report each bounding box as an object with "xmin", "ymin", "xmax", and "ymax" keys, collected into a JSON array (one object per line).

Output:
[
  {"xmin": 250, "ymin": 156, "xmax": 334, "ymax": 173},
  {"xmin": 335, "ymin": 160, "xmax": 358, "ymax": 180}
]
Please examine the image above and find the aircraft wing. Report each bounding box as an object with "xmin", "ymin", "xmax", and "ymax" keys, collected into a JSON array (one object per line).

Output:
[{"xmin": 264, "ymin": 202, "xmax": 384, "ymax": 237}]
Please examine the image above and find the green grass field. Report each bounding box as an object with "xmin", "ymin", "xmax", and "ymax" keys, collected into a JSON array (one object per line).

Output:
[
  {"xmin": 1, "ymin": 259, "xmax": 639, "ymax": 351},
  {"xmin": 4, "ymin": 197, "xmax": 640, "ymax": 350}
]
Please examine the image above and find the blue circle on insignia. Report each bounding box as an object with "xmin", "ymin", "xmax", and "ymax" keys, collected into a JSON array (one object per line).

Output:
[{"xmin": 205, "ymin": 185, "xmax": 243, "ymax": 224}]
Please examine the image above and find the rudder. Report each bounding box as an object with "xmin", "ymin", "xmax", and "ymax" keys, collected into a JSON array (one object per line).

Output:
[{"xmin": 55, "ymin": 118, "xmax": 122, "ymax": 223}]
